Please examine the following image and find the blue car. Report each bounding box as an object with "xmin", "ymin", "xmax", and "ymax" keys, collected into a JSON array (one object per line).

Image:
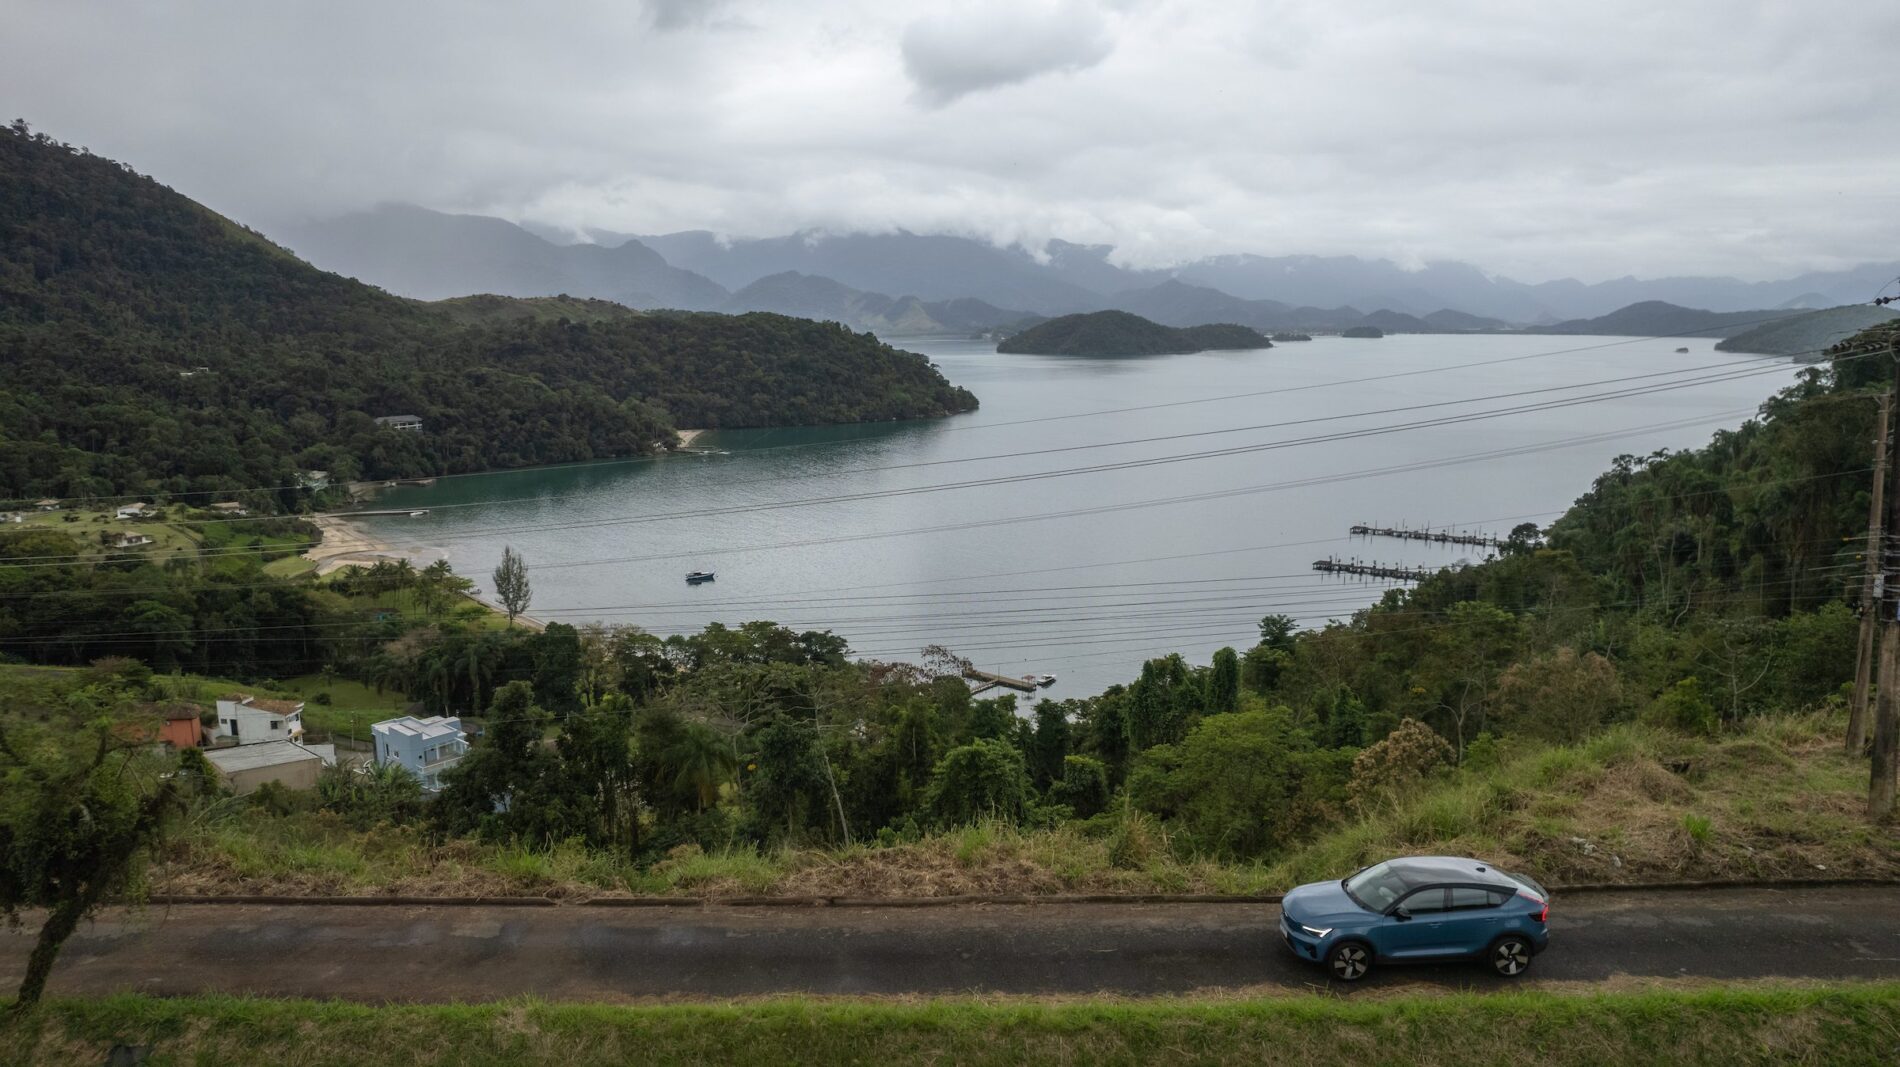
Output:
[{"xmin": 1280, "ymin": 856, "xmax": 1550, "ymax": 981}]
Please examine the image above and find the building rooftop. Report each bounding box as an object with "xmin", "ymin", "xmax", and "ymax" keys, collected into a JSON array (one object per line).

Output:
[
  {"xmin": 373, "ymin": 714, "xmax": 464, "ymax": 741},
  {"xmin": 221, "ymin": 693, "xmax": 306, "ymax": 715},
  {"xmin": 205, "ymin": 740, "xmax": 324, "ymax": 774}
]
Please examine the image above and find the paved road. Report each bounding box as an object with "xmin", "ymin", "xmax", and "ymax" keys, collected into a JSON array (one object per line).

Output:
[{"xmin": 3, "ymin": 887, "xmax": 1897, "ymax": 1001}]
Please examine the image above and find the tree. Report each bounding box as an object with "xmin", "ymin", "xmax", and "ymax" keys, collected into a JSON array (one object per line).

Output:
[
  {"xmin": 0, "ymin": 696, "xmax": 184, "ymax": 1011},
  {"xmin": 493, "ymin": 545, "xmax": 532, "ymax": 625},
  {"xmin": 1048, "ymin": 755, "xmax": 1110, "ymax": 818},
  {"xmin": 1127, "ymin": 708, "xmax": 1347, "ymax": 858},
  {"xmin": 1028, "ymin": 700, "xmax": 1071, "ymax": 789},
  {"xmin": 1207, "ymin": 647, "xmax": 1240, "ymax": 714},
  {"xmin": 926, "ymin": 738, "xmax": 1029, "ymax": 826},
  {"xmin": 1492, "ymin": 647, "xmax": 1625, "ymax": 743}
]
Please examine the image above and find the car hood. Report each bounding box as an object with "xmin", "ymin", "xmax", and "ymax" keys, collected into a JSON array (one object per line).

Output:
[{"xmin": 1282, "ymin": 880, "xmax": 1373, "ymax": 926}]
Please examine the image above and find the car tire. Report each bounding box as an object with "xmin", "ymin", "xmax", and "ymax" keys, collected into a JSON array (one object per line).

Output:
[
  {"xmin": 1327, "ymin": 941, "xmax": 1372, "ymax": 982},
  {"xmin": 1490, "ymin": 935, "xmax": 1532, "ymax": 977}
]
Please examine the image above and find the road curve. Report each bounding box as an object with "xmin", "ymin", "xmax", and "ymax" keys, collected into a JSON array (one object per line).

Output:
[{"xmin": 4, "ymin": 887, "xmax": 1897, "ymax": 1001}]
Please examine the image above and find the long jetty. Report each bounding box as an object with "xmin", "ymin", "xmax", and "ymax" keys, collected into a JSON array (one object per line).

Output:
[
  {"xmin": 1351, "ymin": 523, "xmax": 1499, "ymax": 549},
  {"xmin": 1311, "ymin": 556, "xmax": 1436, "ymax": 582},
  {"xmin": 962, "ymin": 668, "xmax": 1040, "ymax": 694}
]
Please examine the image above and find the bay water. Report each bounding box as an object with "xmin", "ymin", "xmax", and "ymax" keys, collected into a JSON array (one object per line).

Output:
[{"xmin": 362, "ymin": 335, "xmax": 1800, "ymax": 698}]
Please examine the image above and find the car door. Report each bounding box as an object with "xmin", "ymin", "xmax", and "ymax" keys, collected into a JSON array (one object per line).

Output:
[
  {"xmin": 1438, "ymin": 886, "xmax": 1508, "ymax": 956},
  {"xmin": 1374, "ymin": 887, "xmax": 1454, "ymax": 959}
]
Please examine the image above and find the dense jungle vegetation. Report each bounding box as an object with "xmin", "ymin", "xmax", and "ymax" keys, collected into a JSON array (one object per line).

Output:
[{"xmin": 0, "ymin": 122, "xmax": 976, "ymax": 501}]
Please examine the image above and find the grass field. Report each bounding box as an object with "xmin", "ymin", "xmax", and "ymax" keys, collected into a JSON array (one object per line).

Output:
[{"xmin": 5, "ymin": 985, "xmax": 1897, "ymax": 1065}]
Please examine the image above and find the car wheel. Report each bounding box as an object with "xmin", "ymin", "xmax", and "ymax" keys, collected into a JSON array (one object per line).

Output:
[
  {"xmin": 1491, "ymin": 936, "xmax": 1532, "ymax": 977},
  {"xmin": 1327, "ymin": 941, "xmax": 1372, "ymax": 982}
]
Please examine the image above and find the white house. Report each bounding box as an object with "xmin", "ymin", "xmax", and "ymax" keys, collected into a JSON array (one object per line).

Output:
[
  {"xmin": 209, "ymin": 501, "xmax": 249, "ymax": 516},
  {"xmin": 214, "ymin": 694, "xmax": 305, "ymax": 746},
  {"xmin": 35, "ymin": 499, "xmax": 61, "ymax": 511},
  {"xmin": 372, "ymin": 714, "xmax": 467, "ymax": 792},
  {"xmin": 115, "ymin": 502, "xmax": 151, "ymax": 520},
  {"xmin": 374, "ymin": 414, "xmax": 424, "ymax": 433},
  {"xmin": 110, "ymin": 532, "xmax": 155, "ymax": 548}
]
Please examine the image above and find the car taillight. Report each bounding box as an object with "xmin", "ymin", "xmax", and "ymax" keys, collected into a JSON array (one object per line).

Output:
[{"xmin": 1520, "ymin": 891, "xmax": 1548, "ymax": 923}]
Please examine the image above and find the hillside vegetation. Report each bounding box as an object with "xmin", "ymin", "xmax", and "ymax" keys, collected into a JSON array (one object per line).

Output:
[
  {"xmin": 1715, "ymin": 304, "xmax": 1900, "ymax": 359},
  {"xmin": 0, "ymin": 123, "xmax": 976, "ymax": 501},
  {"xmin": 1537, "ymin": 300, "xmax": 1800, "ymax": 338},
  {"xmin": 998, "ymin": 310, "xmax": 1270, "ymax": 355}
]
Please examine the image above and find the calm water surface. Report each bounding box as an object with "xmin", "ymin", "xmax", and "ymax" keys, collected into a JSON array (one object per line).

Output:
[{"xmin": 364, "ymin": 335, "xmax": 1799, "ymax": 697}]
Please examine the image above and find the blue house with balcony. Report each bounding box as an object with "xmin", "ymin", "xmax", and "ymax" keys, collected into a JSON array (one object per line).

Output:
[{"xmin": 371, "ymin": 714, "xmax": 468, "ymax": 792}]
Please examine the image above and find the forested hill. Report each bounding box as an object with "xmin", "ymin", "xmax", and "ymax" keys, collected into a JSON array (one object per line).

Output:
[
  {"xmin": 1536, "ymin": 300, "xmax": 1801, "ymax": 338},
  {"xmin": 997, "ymin": 310, "xmax": 1270, "ymax": 355},
  {"xmin": 0, "ymin": 123, "xmax": 977, "ymax": 501}
]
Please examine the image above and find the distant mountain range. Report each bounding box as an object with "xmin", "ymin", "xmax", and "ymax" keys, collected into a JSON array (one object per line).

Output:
[{"xmin": 283, "ymin": 204, "xmax": 1900, "ymax": 336}]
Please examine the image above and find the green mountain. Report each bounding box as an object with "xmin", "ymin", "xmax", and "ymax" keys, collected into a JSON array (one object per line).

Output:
[
  {"xmin": 1536, "ymin": 300, "xmax": 1801, "ymax": 338},
  {"xmin": 1714, "ymin": 304, "xmax": 1900, "ymax": 360},
  {"xmin": 0, "ymin": 123, "xmax": 976, "ymax": 500},
  {"xmin": 996, "ymin": 310, "xmax": 1270, "ymax": 356}
]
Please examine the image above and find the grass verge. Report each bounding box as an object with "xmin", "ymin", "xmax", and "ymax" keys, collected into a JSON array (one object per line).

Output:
[{"xmin": 5, "ymin": 985, "xmax": 1898, "ymax": 1066}]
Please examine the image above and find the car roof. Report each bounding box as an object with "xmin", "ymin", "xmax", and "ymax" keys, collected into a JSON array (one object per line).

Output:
[{"xmin": 1384, "ymin": 855, "xmax": 1519, "ymax": 889}]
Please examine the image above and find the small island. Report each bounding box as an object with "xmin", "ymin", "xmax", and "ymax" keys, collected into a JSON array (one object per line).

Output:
[
  {"xmin": 1340, "ymin": 325, "xmax": 1385, "ymax": 338},
  {"xmin": 996, "ymin": 310, "xmax": 1271, "ymax": 356},
  {"xmin": 1271, "ymin": 331, "xmax": 1313, "ymax": 342}
]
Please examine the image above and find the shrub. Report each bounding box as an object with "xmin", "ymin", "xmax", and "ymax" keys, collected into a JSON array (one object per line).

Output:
[
  {"xmin": 1646, "ymin": 677, "xmax": 1719, "ymax": 736},
  {"xmin": 1348, "ymin": 718, "xmax": 1454, "ymax": 811}
]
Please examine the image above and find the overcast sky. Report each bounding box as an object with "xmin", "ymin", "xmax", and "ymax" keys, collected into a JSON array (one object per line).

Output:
[{"xmin": 5, "ymin": 0, "xmax": 1897, "ymax": 281}]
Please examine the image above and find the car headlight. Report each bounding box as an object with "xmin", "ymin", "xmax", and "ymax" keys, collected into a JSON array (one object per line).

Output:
[{"xmin": 1299, "ymin": 924, "xmax": 1333, "ymax": 938}]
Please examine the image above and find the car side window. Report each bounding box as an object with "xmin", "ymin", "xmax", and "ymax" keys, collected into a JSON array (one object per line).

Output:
[
  {"xmin": 1399, "ymin": 888, "xmax": 1449, "ymax": 914},
  {"xmin": 1449, "ymin": 887, "xmax": 1500, "ymax": 910}
]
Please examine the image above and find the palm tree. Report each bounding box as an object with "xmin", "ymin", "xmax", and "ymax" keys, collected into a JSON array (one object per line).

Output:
[{"xmin": 663, "ymin": 723, "xmax": 738, "ymax": 813}]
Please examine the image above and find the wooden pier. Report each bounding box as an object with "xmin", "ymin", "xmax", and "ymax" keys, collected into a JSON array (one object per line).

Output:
[
  {"xmin": 1311, "ymin": 556, "xmax": 1436, "ymax": 582},
  {"xmin": 962, "ymin": 668, "xmax": 1040, "ymax": 694},
  {"xmin": 1350, "ymin": 523, "xmax": 1499, "ymax": 549}
]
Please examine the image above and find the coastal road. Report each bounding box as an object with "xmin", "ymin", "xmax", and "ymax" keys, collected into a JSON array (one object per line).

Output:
[{"xmin": 4, "ymin": 887, "xmax": 1897, "ymax": 1001}]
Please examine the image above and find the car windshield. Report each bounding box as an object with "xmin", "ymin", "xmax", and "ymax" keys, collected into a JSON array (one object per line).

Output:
[{"xmin": 1343, "ymin": 861, "xmax": 1411, "ymax": 911}]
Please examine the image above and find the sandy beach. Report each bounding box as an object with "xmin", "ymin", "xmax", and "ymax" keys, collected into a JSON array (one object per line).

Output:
[
  {"xmin": 303, "ymin": 514, "xmax": 402, "ymax": 576},
  {"xmin": 674, "ymin": 428, "xmax": 707, "ymax": 448}
]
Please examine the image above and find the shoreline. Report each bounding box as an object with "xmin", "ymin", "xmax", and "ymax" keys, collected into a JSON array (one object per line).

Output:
[
  {"xmin": 305, "ymin": 514, "xmax": 546, "ymax": 630},
  {"xmin": 674, "ymin": 427, "xmax": 707, "ymax": 449},
  {"xmin": 303, "ymin": 514, "xmax": 401, "ymax": 576}
]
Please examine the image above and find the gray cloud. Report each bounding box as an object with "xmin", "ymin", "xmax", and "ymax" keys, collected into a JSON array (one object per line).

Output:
[
  {"xmin": 3, "ymin": 0, "xmax": 1897, "ymax": 282},
  {"xmin": 900, "ymin": 1, "xmax": 1117, "ymax": 106}
]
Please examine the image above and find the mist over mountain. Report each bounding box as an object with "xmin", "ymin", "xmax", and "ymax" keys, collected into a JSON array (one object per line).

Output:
[
  {"xmin": 638, "ymin": 229, "xmax": 1103, "ymax": 315},
  {"xmin": 281, "ymin": 205, "xmax": 729, "ymax": 310},
  {"xmin": 720, "ymin": 271, "xmax": 1039, "ymax": 335},
  {"xmin": 283, "ymin": 205, "xmax": 1900, "ymax": 333}
]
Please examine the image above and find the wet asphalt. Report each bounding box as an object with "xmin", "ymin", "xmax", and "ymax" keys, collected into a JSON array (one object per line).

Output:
[{"xmin": 3, "ymin": 886, "xmax": 1896, "ymax": 1001}]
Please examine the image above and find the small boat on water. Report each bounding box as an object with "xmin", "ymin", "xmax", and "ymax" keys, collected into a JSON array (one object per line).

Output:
[
  {"xmin": 1025, "ymin": 673, "xmax": 1058, "ymax": 688},
  {"xmin": 685, "ymin": 570, "xmax": 716, "ymax": 584},
  {"xmin": 1674, "ymin": 347, "xmax": 1689, "ymax": 353}
]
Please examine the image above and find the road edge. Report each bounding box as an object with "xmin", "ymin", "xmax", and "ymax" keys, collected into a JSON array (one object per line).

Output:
[{"xmin": 142, "ymin": 877, "xmax": 1900, "ymax": 909}]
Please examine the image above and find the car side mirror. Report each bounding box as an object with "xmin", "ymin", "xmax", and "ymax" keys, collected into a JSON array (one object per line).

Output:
[{"xmin": 1392, "ymin": 907, "xmax": 1411, "ymax": 922}]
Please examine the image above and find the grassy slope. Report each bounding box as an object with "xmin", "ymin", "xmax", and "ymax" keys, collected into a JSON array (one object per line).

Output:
[
  {"xmin": 6, "ymin": 986, "xmax": 1899, "ymax": 1066},
  {"xmin": 151, "ymin": 710, "xmax": 1900, "ymax": 899},
  {"xmin": 1266, "ymin": 711, "xmax": 1899, "ymax": 889}
]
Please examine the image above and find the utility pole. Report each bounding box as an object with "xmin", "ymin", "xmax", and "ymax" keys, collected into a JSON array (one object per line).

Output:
[
  {"xmin": 1872, "ymin": 333, "xmax": 1900, "ymax": 820},
  {"xmin": 1849, "ymin": 392, "xmax": 1891, "ymax": 752}
]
